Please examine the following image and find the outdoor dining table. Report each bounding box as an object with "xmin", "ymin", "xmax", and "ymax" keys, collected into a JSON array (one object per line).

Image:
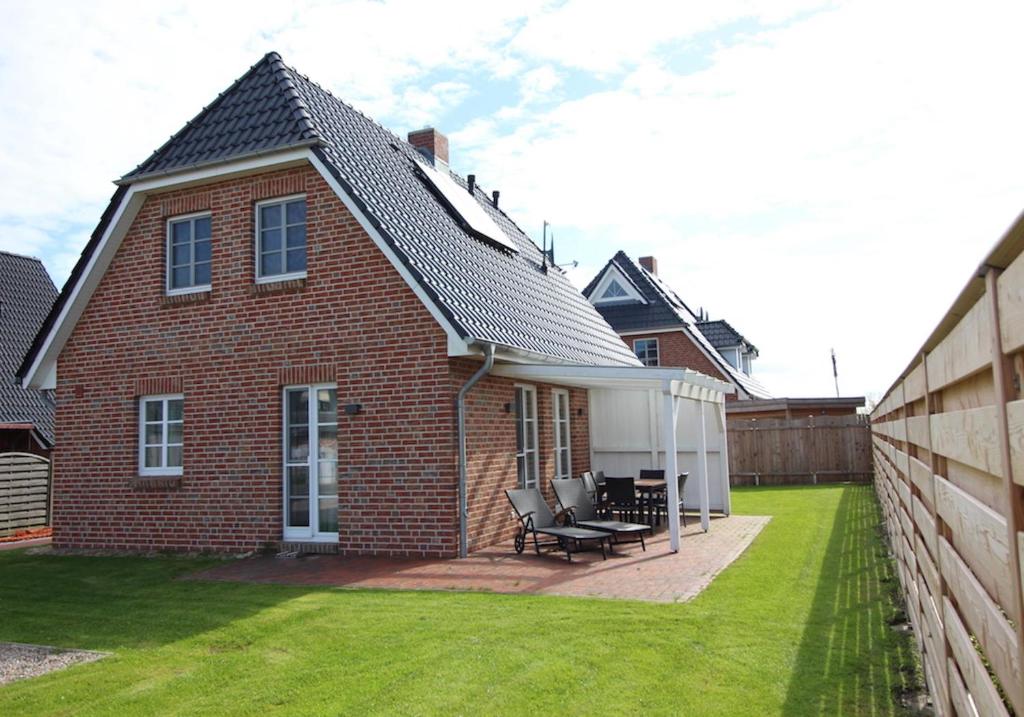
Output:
[{"xmin": 633, "ymin": 477, "xmax": 667, "ymax": 526}]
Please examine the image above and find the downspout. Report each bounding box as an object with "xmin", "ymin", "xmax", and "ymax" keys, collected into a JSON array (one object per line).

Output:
[{"xmin": 456, "ymin": 342, "xmax": 496, "ymax": 558}]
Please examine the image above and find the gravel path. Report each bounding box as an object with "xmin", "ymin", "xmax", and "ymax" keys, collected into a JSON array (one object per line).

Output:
[{"xmin": 0, "ymin": 642, "xmax": 107, "ymax": 686}]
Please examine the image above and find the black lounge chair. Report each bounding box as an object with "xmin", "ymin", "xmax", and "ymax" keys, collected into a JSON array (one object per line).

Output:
[
  {"xmin": 551, "ymin": 479, "xmax": 650, "ymax": 551},
  {"xmin": 506, "ymin": 488, "xmax": 612, "ymax": 562}
]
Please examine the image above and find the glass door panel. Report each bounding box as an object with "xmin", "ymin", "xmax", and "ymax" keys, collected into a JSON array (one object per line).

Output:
[{"xmin": 283, "ymin": 385, "xmax": 338, "ymax": 540}]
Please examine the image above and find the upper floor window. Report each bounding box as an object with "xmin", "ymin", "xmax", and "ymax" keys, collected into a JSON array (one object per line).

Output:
[
  {"xmin": 139, "ymin": 394, "xmax": 183, "ymax": 476},
  {"xmin": 167, "ymin": 213, "xmax": 211, "ymax": 294},
  {"xmin": 634, "ymin": 338, "xmax": 659, "ymax": 367},
  {"xmin": 256, "ymin": 195, "xmax": 307, "ymax": 282}
]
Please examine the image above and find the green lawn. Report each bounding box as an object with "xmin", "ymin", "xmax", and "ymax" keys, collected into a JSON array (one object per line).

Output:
[{"xmin": 0, "ymin": 485, "xmax": 919, "ymax": 716}]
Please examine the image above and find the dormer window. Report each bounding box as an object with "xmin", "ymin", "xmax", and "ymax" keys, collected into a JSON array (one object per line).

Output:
[
  {"xmin": 601, "ymin": 280, "xmax": 628, "ymax": 300},
  {"xmin": 166, "ymin": 213, "xmax": 212, "ymax": 294},
  {"xmin": 256, "ymin": 195, "xmax": 307, "ymax": 283},
  {"xmin": 589, "ymin": 264, "xmax": 647, "ymax": 306}
]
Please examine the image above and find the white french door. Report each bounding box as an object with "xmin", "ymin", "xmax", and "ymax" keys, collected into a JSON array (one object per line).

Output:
[
  {"xmin": 283, "ymin": 384, "xmax": 338, "ymax": 541},
  {"xmin": 552, "ymin": 389, "xmax": 572, "ymax": 480},
  {"xmin": 515, "ymin": 385, "xmax": 539, "ymax": 489}
]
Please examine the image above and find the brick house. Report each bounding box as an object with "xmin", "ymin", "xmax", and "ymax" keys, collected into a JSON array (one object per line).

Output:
[
  {"xmin": 584, "ymin": 252, "xmax": 771, "ymax": 401},
  {"xmin": 19, "ymin": 53, "xmax": 731, "ymax": 557},
  {"xmin": 0, "ymin": 251, "xmax": 56, "ymax": 455}
]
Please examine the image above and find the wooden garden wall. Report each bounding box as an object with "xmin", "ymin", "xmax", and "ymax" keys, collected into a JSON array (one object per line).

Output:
[
  {"xmin": 871, "ymin": 212, "xmax": 1024, "ymax": 716},
  {"xmin": 0, "ymin": 452, "xmax": 51, "ymax": 536},
  {"xmin": 727, "ymin": 414, "xmax": 871, "ymax": 486}
]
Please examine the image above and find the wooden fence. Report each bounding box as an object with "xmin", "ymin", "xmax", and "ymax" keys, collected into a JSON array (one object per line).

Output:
[
  {"xmin": 727, "ymin": 414, "xmax": 872, "ymax": 486},
  {"xmin": 871, "ymin": 211, "xmax": 1024, "ymax": 716},
  {"xmin": 0, "ymin": 452, "xmax": 51, "ymax": 536}
]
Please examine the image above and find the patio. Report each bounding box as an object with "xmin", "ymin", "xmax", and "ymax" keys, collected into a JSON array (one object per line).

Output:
[{"xmin": 191, "ymin": 514, "xmax": 769, "ymax": 603}]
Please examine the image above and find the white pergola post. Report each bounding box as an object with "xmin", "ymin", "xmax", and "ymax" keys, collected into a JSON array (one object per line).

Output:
[
  {"xmin": 717, "ymin": 401, "xmax": 731, "ymax": 516},
  {"xmin": 662, "ymin": 390, "xmax": 681, "ymax": 552},
  {"xmin": 696, "ymin": 400, "xmax": 711, "ymax": 532}
]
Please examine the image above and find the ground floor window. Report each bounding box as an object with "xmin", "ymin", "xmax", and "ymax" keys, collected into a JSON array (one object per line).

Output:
[
  {"xmin": 138, "ymin": 394, "xmax": 183, "ymax": 476},
  {"xmin": 552, "ymin": 389, "xmax": 572, "ymax": 480},
  {"xmin": 514, "ymin": 385, "xmax": 539, "ymax": 489},
  {"xmin": 284, "ymin": 385, "xmax": 338, "ymax": 540}
]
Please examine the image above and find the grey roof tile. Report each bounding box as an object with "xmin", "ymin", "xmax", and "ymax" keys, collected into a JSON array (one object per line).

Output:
[
  {"xmin": 28, "ymin": 53, "xmax": 638, "ymax": 372},
  {"xmin": 0, "ymin": 251, "xmax": 56, "ymax": 444},
  {"xmin": 696, "ymin": 319, "xmax": 757, "ymax": 354}
]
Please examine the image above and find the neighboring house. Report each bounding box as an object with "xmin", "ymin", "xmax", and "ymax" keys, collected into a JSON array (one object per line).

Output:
[
  {"xmin": 584, "ymin": 252, "xmax": 771, "ymax": 401},
  {"xmin": 694, "ymin": 318, "xmax": 758, "ymax": 377},
  {"xmin": 724, "ymin": 396, "xmax": 865, "ymax": 420},
  {"xmin": 0, "ymin": 251, "xmax": 56, "ymax": 455},
  {"xmin": 17, "ymin": 52, "xmax": 729, "ymax": 558}
]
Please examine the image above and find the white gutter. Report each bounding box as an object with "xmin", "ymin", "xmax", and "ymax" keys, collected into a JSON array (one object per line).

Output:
[{"xmin": 456, "ymin": 343, "xmax": 495, "ymax": 558}]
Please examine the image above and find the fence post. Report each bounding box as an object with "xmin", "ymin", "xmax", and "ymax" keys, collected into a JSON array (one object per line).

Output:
[{"xmin": 985, "ymin": 267, "xmax": 1024, "ymax": 697}]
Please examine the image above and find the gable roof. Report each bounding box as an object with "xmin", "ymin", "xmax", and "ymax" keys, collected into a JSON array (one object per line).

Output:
[
  {"xmin": 585, "ymin": 251, "xmax": 772, "ymax": 399},
  {"xmin": 0, "ymin": 252, "xmax": 56, "ymax": 444},
  {"xmin": 696, "ymin": 319, "xmax": 758, "ymax": 355},
  {"xmin": 20, "ymin": 53, "xmax": 638, "ymax": 383}
]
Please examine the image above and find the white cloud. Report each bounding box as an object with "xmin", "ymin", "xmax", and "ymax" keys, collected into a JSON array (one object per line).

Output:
[{"xmin": 2, "ymin": 0, "xmax": 1022, "ymax": 401}]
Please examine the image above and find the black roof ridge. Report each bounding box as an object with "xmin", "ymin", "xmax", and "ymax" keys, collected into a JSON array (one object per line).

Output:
[
  {"xmin": 0, "ymin": 249, "xmax": 46, "ymax": 264},
  {"xmin": 267, "ymin": 53, "xmax": 320, "ymax": 140},
  {"xmin": 122, "ymin": 51, "xmax": 321, "ymax": 181}
]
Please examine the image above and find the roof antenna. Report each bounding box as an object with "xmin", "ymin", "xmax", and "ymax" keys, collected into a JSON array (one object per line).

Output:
[
  {"xmin": 541, "ymin": 221, "xmax": 550, "ymax": 273},
  {"xmin": 831, "ymin": 348, "xmax": 840, "ymax": 397}
]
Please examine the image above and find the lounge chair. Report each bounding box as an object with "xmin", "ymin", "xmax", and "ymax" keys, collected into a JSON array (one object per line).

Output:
[
  {"xmin": 506, "ymin": 488, "xmax": 612, "ymax": 562},
  {"xmin": 551, "ymin": 479, "xmax": 650, "ymax": 551}
]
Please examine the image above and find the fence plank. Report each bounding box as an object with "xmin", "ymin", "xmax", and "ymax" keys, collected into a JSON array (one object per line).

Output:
[
  {"xmin": 930, "ymin": 407, "xmax": 1004, "ymax": 478},
  {"xmin": 935, "ymin": 476, "xmax": 1014, "ymax": 616},
  {"xmin": 0, "ymin": 452, "xmax": 50, "ymax": 536},
  {"xmin": 939, "ymin": 537, "xmax": 1023, "ymax": 714},
  {"xmin": 943, "ymin": 597, "xmax": 1010, "ymax": 717},
  {"xmin": 925, "ymin": 297, "xmax": 993, "ymax": 392}
]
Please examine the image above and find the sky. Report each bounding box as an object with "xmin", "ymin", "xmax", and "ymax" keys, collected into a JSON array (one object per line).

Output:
[{"xmin": 1, "ymin": 0, "xmax": 1023, "ymax": 404}]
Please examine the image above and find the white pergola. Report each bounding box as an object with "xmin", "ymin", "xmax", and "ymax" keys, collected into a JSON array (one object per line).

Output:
[{"xmin": 491, "ymin": 364, "xmax": 734, "ymax": 552}]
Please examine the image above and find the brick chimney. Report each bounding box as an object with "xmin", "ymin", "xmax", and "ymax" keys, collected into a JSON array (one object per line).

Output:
[
  {"xmin": 408, "ymin": 128, "xmax": 449, "ymax": 167},
  {"xmin": 639, "ymin": 256, "xmax": 658, "ymax": 275}
]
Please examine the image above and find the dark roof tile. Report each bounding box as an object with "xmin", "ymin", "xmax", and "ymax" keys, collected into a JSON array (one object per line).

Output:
[{"xmin": 0, "ymin": 252, "xmax": 57, "ymax": 444}]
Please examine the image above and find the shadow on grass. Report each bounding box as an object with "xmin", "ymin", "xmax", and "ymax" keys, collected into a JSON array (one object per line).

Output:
[
  {"xmin": 0, "ymin": 550, "xmax": 306, "ymax": 652},
  {"xmin": 780, "ymin": 485, "xmax": 920, "ymax": 716}
]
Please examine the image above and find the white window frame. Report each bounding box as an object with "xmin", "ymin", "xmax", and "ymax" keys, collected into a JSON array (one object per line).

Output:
[
  {"xmin": 514, "ymin": 384, "xmax": 540, "ymax": 489},
  {"xmin": 282, "ymin": 383, "xmax": 339, "ymax": 542},
  {"xmin": 634, "ymin": 337, "xmax": 660, "ymax": 367},
  {"xmin": 255, "ymin": 194, "xmax": 308, "ymax": 284},
  {"xmin": 552, "ymin": 389, "xmax": 572, "ymax": 481},
  {"xmin": 166, "ymin": 211, "xmax": 212, "ymax": 296},
  {"xmin": 589, "ymin": 265, "xmax": 647, "ymax": 306},
  {"xmin": 138, "ymin": 394, "xmax": 184, "ymax": 476}
]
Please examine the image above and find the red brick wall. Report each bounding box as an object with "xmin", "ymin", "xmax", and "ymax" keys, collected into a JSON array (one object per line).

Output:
[
  {"xmin": 53, "ymin": 164, "xmax": 458, "ymax": 556},
  {"xmin": 452, "ymin": 359, "xmax": 590, "ymax": 552},
  {"xmin": 625, "ymin": 330, "xmax": 741, "ymax": 401}
]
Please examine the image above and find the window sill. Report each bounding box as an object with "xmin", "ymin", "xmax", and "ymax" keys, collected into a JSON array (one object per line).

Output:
[
  {"xmin": 162, "ymin": 289, "xmax": 211, "ymax": 306},
  {"xmin": 251, "ymin": 277, "xmax": 306, "ymax": 296},
  {"xmin": 130, "ymin": 475, "xmax": 182, "ymax": 490}
]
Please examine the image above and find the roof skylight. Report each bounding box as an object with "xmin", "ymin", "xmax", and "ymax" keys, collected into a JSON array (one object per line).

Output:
[{"xmin": 415, "ymin": 160, "xmax": 518, "ymax": 253}]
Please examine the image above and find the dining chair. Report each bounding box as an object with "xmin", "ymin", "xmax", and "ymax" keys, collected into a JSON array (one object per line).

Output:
[
  {"xmin": 653, "ymin": 473, "xmax": 690, "ymax": 527},
  {"xmin": 604, "ymin": 476, "xmax": 640, "ymax": 523}
]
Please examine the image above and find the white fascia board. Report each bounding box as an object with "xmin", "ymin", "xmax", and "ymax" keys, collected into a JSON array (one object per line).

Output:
[
  {"xmin": 307, "ymin": 152, "xmax": 473, "ymax": 357},
  {"xmin": 22, "ymin": 149, "xmax": 349, "ymax": 390},
  {"xmin": 617, "ymin": 326, "xmax": 685, "ymax": 337},
  {"xmin": 22, "ymin": 190, "xmax": 145, "ymax": 389},
  {"xmin": 128, "ymin": 148, "xmax": 312, "ymax": 193}
]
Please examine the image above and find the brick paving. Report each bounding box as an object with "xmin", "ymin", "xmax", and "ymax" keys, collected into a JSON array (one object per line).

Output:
[{"xmin": 190, "ymin": 514, "xmax": 770, "ymax": 603}]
